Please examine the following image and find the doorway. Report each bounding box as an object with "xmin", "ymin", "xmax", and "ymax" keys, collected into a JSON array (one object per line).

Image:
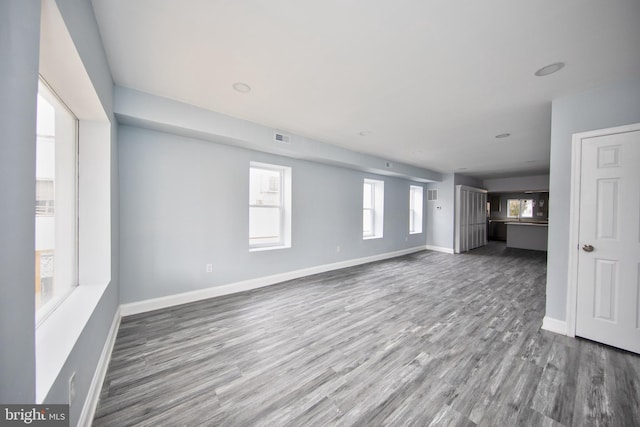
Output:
[{"xmin": 568, "ymin": 123, "xmax": 640, "ymax": 354}]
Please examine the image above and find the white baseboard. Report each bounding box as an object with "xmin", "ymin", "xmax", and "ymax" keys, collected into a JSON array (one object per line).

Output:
[
  {"xmin": 121, "ymin": 246, "xmax": 427, "ymax": 317},
  {"xmin": 541, "ymin": 316, "xmax": 567, "ymax": 335},
  {"xmin": 78, "ymin": 307, "xmax": 121, "ymax": 427},
  {"xmin": 425, "ymin": 245, "xmax": 454, "ymax": 254}
]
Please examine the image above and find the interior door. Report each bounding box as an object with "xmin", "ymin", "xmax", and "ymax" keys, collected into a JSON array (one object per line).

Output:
[
  {"xmin": 575, "ymin": 128, "xmax": 640, "ymax": 354},
  {"xmin": 455, "ymin": 185, "xmax": 487, "ymax": 253}
]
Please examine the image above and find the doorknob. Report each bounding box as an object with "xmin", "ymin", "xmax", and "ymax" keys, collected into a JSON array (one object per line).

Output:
[{"xmin": 582, "ymin": 244, "xmax": 594, "ymax": 252}]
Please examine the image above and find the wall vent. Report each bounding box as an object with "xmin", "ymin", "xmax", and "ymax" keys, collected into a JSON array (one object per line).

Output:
[
  {"xmin": 274, "ymin": 132, "xmax": 291, "ymax": 144},
  {"xmin": 427, "ymin": 189, "xmax": 438, "ymax": 201}
]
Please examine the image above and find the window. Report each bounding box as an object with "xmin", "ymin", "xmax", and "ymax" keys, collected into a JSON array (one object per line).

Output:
[
  {"xmin": 249, "ymin": 162, "xmax": 291, "ymax": 250},
  {"xmin": 35, "ymin": 78, "xmax": 78, "ymax": 318},
  {"xmin": 36, "ymin": 180, "xmax": 55, "ymax": 216},
  {"xmin": 409, "ymin": 185, "xmax": 423, "ymax": 234},
  {"xmin": 363, "ymin": 179, "xmax": 384, "ymax": 239},
  {"xmin": 507, "ymin": 199, "xmax": 534, "ymax": 218}
]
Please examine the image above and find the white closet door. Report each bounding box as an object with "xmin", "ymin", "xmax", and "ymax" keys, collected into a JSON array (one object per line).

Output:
[{"xmin": 455, "ymin": 185, "xmax": 488, "ymax": 253}]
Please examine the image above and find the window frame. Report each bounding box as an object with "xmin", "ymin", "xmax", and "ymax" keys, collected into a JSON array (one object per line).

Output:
[
  {"xmin": 249, "ymin": 162, "xmax": 292, "ymax": 251},
  {"xmin": 363, "ymin": 178, "xmax": 384, "ymax": 239},
  {"xmin": 363, "ymin": 181, "xmax": 376, "ymax": 238},
  {"xmin": 507, "ymin": 198, "xmax": 534, "ymax": 219},
  {"xmin": 35, "ymin": 77, "xmax": 80, "ymax": 325},
  {"xmin": 409, "ymin": 185, "xmax": 423, "ymax": 234}
]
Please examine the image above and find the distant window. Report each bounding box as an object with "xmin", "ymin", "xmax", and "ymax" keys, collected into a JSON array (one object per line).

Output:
[
  {"xmin": 409, "ymin": 185, "xmax": 423, "ymax": 234},
  {"xmin": 507, "ymin": 199, "xmax": 534, "ymax": 218},
  {"xmin": 521, "ymin": 199, "xmax": 533, "ymax": 217},
  {"xmin": 249, "ymin": 162, "xmax": 291, "ymax": 250},
  {"xmin": 36, "ymin": 179, "xmax": 55, "ymax": 216},
  {"xmin": 363, "ymin": 179, "xmax": 384, "ymax": 239}
]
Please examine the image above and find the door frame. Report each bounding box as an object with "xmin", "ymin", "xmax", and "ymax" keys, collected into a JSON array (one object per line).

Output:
[{"xmin": 566, "ymin": 122, "xmax": 640, "ymax": 337}]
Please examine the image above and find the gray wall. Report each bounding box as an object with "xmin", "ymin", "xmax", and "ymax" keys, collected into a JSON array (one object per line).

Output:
[
  {"xmin": 119, "ymin": 126, "xmax": 427, "ymax": 304},
  {"xmin": 546, "ymin": 78, "xmax": 640, "ymax": 321},
  {"xmin": 483, "ymin": 174, "xmax": 549, "ymax": 192},
  {"xmin": 42, "ymin": 0, "xmax": 120, "ymax": 424},
  {"xmin": 115, "ymin": 87, "xmax": 442, "ymax": 184},
  {"xmin": 424, "ymin": 173, "xmax": 482, "ymax": 251},
  {"xmin": 425, "ymin": 173, "xmax": 455, "ymax": 250},
  {"xmin": 0, "ymin": 0, "xmax": 41, "ymax": 403},
  {"xmin": 0, "ymin": 0, "xmax": 119, "ymax": 424},
  {"xmin": 454, "ymin": 174, "xmax": 483, "ymax": 188}
]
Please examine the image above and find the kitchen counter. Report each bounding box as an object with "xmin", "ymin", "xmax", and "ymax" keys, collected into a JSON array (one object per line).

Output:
[
  {"xmin": 506, "ymin": 222, "xmax": 548, "ymax": 251},
  {"xmin": 488, "ymin": 219, "xmax": 548, "ymax": 224}
]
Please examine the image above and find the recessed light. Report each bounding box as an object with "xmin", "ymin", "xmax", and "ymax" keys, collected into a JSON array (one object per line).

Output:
[
  {"xmin": 359, "ymin": 131, "xmax": 373, "ymax": 136},
  {"xmin": 232, "ymin": 82, "xmax": 251, "ymax": 93},
  {"xmin": 534, "ymin": 62, "xmax": 565, "ymax": 77},
  {"xmin": 495, "ymin": 133, "xmax": 511, "ymax": 139}
]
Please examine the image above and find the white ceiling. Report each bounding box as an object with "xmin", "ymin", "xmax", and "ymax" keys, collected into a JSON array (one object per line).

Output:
[{"xmin": 91, "ymin": 0, "xmax": 640, "ymax": 179}]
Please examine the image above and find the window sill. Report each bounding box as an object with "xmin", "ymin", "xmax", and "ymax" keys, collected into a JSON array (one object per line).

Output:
[
  {"xmin": 35, "ymin": 282, "xmax": 109, "ymax": 403},
  {"xmin": 249, "ymin": 244, "xmax": 291, "ymax": 253},
  {"xmin": 409, "ymin": 231, "xmax": 423, "ymax": 235},
  {"xmin": 363, "ymin": 235, "xmax": 383, "ymax": 240}
]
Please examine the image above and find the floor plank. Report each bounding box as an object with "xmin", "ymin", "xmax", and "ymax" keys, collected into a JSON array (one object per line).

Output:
[{"xmin": 94, "ymin": 242, "xmax": 640, "ymax": 426}]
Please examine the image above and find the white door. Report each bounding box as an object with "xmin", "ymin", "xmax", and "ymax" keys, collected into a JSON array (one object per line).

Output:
[
  {"xmin": 455, "ymin": 185, "xmax": 487, "ymax": 253},
  {"xmin": 575, "ymin": 127, "xmax": 640, "ymax": 354}
]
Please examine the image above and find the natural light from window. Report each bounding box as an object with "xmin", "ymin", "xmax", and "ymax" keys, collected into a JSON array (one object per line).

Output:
[
  {"xmin": 363, "ymin": 179, "xmax": 384, "ymax": 239},
  {"xmin": 35, "ymin": 78, "xmax": 78, "ymax": 321},
  {"xmin": 249, "ymin": 162, "xmax": 291, "ymax": 250},
  {"xmin": 409, "ymin": 185, "xmax": 423, "ymax": 234},
  {"xmin": 507, "ymin": 199, "xmax": 534, "ymax": 219}
]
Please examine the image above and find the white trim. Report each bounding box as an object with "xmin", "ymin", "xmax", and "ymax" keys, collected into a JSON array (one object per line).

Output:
[
  {"xmin": 121, "ymin": 246, "xmax": 427, "ymax": 316},
  {"xmin": 36, "ymin": 284, "xmax": 109, "ymax": 403},
  {"xmin": 566, "ymin": 122, "xmax": 640, "ymax": 338},
  {"xmin": 541, "ymin": 316, "xmax": 568, "ymax": 335},
  {"xmin": 78, "ymin": 307, "xmax": 121, "ymax": 427},
  {"xmin": 425, "ymin": 245, "xmax": 455, "ymax": 254}
]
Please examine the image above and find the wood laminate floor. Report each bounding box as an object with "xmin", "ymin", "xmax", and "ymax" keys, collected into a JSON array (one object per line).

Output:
[{"xmin": 93, "ymin": 243, "xmax": 640, "ymax": 426}]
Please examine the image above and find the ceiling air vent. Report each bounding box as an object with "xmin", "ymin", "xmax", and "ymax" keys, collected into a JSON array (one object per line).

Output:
[
  {"xmin": 274, "ymin": 132, "xmax": 291, "ymax": 144},
  {"xmin": 427, "ymin": 189, "xmax": 438, "ymax": 201}
]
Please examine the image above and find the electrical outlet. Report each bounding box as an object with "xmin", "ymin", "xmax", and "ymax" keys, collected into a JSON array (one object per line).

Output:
[
  {"xmin": 405, "ymin": 236, "xmax": 408, "ymax": 242},
  {"xmin": 206, "ymin": 263, "xmax": 213, "ymax": 273},
  {"xmin": 336, "ymin": 245, "xmax": 341, "ymax": 253},
  {"xmin": 68, "ymin": 372, "xmax": 76, "ymax": 405}
]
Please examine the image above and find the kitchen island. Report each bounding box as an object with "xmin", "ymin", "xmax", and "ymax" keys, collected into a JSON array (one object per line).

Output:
[{"xmin": 506, "ymin": 222, "xmax": 548, "ymax": 251}]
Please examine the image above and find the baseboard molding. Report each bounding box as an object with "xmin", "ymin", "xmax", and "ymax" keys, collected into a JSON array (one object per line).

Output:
[
  {"xmin": 78, "ymin": 307, "xmax": 121, "ymax": 427},
  {"xmin": 541, "ymin": 316, "xmax": 567, "ymax": 335},
  {"xmin": 121, "ymin": 246, "xmax": 427, "ymax": 317},
  {"xmin": 425, "ymin": 245, "xmax": 455, "ymax": 254}
]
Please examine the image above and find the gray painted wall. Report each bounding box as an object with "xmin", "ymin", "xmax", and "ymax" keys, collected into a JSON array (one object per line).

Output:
[
  {"xmin": 426, "ymin": 173, "xmax": 455, "ymax": 250},
  {"xmin": 115, "ymin": 87, "xmax": 442, "ymax": 184},
  {"xmin": 483, "ymin": 174, "xmax": 549, "ymax": 193},
  {"xmin": 119, "ymin": 125, "xmax": 427, "ymax": 304},
  {"xmin": 424, "ymin": 173, "xmax": 482, "ymax": 251},
  {"xmin": 546, "ymin": 79, "xmax": 640, "ymax": 321},
  {"xmin": 42, "ymin": 0, "xmax": 120, "ymax": 425},
  {"xmin": 0, "ymin": 0, "xmax": 119, "ymax": 423},
  {"xmin": 0, "ymin": 0, "xmax": 41, "ymax": 404},
  {"xmin": 454, "ymin": 174, "xmax": 483, "ymax": 189}
]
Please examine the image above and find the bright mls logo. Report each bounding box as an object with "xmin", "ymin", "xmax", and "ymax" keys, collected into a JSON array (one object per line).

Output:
[{"xmin": 1, "ymin": 405, "xmax": 68, "ymax": 426}]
